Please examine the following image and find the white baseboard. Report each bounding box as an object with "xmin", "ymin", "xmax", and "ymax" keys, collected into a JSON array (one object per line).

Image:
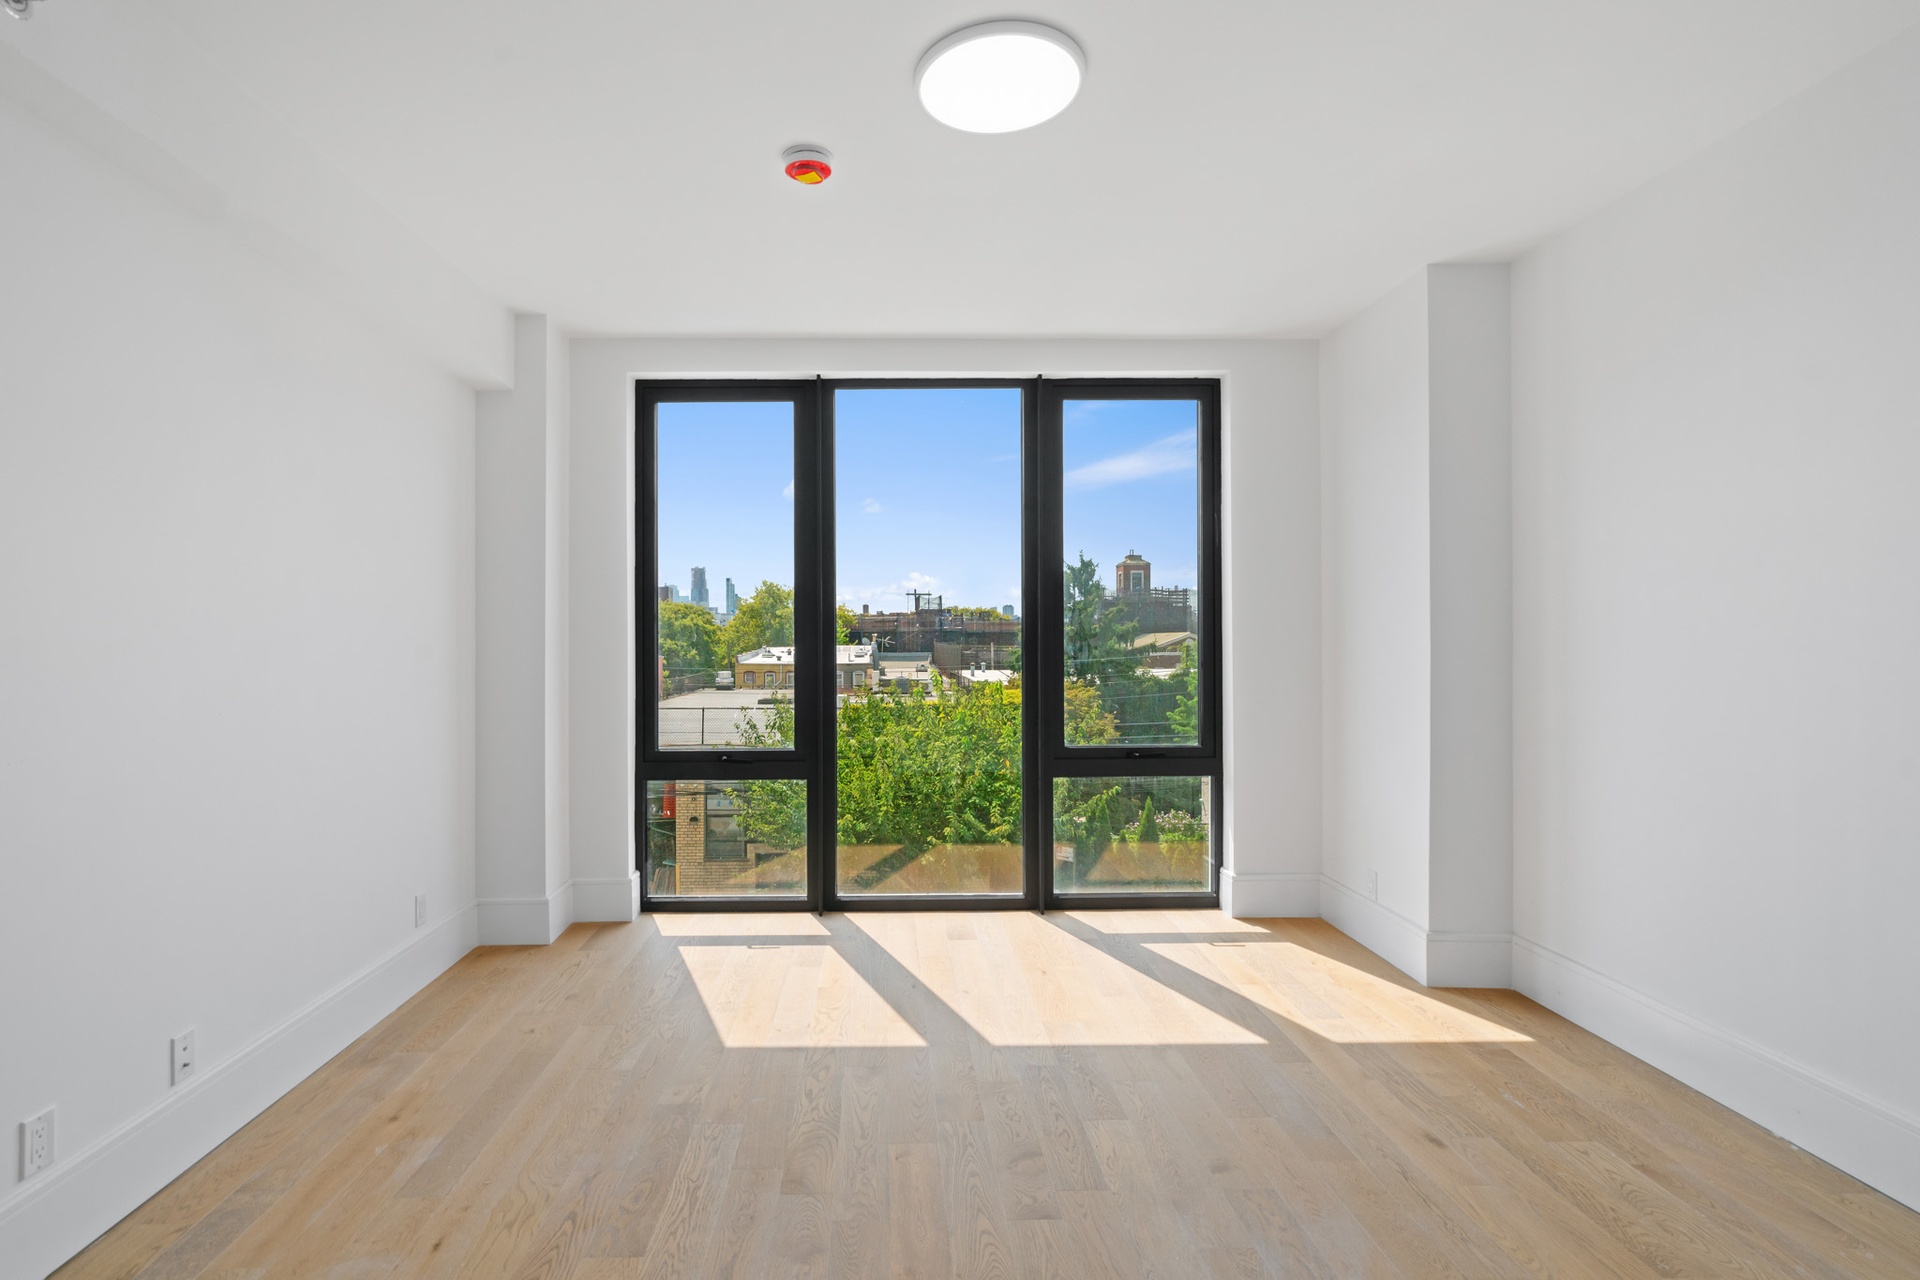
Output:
[
  {"xmin": 1219, "ymin": 869, "xmax": 1321, "ymax": 918},
  {"xmin": 572, "ymin": 873, "xmax": 640, "ymax": 922},
  {"xmin": 1318, "ymin": 876, "xmax": 1431, "ymax": 983},
  {"xmin": 1513, "ymin": 935, "xmax": 1920, "ymax": 1213},
  {"xmin": 477, "ymin": 875, "xmax": 635, "ymax": 941},
  {"xmin": 1425, "ymin": 930, "xmax": 1513, "ymax": 988},
  {"xmin": 0, "ymin": 904, "xmax": 479, "ymax": 1280},
  {"xmin": 1275, "ymin": 899, "xmax": 1916, "ymax": 1211},
  {"xmin": 1314, "ymin": 880, "xmax": 1510, "ymax": 987},
  {"xmin": 476, "ymin": 881, "xmax": 572, "ymax": 945}
]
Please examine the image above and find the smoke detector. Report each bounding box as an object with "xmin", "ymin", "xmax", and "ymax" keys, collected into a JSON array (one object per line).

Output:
[
  {"xmin": 4, "ymin": 0, "xmax": 46, "ymax": 20},
  {"xmin": 782, "ymin": 145, "xmax": 833, "ymax": 185}
]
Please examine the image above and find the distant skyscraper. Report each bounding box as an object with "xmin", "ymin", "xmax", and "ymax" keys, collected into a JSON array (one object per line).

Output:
[
  {"xmin": 691, "ymin": 566, "xmax": 709, "ymax": 606},
  {"xmin": 725, "ymin": 578, "xmax": 739, "ymax": 614}
]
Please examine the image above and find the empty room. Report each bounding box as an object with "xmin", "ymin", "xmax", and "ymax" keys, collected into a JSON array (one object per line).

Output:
[{"xmin": 3, "ymin": 2, "xmax": 1918, "ymax": 1277}]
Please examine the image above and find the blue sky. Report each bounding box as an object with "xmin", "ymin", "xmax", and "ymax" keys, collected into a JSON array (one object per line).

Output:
[{"xmin": 655, "ymin": 390, "xmax": 1199, "ymax": 615}]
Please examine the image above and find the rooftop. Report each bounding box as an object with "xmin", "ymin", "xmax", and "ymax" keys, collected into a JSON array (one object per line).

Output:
[
  {"xmin": 736, "ymin": 645, "xmax": 876, "ymax": 665},
  {"xmin": 1132, "ymin": 631, "xmax": 1198, "ymax": 651}
]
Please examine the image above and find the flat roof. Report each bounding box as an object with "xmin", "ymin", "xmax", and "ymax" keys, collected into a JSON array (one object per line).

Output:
[{"xmin": 736, "ymin": 645, "xmax": 875, "ymax": 664}]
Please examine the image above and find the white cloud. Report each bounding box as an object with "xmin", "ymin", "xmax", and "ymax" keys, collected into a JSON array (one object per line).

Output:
[
  {"xmin": 1064, "ymin": 430, "xmax": 1196, "ymax": 490},
  {"xmin": 782, "ymin": 479, "xmax": 795, "ymax": 500},
  {"xmin": 861, "ymin": 497, "xmax": 884, "ymax": 514}
]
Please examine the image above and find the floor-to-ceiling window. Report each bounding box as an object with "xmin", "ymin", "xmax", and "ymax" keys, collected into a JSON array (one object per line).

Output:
[
  {"xmin": 636, "ymin": 379, "xmax": 1221, "ymax": 910},
  {"xmin": 1042, "ymin": 383, "xmax": 1222, "ymax": 900}
]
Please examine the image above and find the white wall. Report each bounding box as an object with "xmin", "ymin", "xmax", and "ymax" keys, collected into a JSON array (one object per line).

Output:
[
  {"xmin": 544, "ymin": 327, "xmax": 573, "ymax": 915},
  {"xmin": 0, "ymin": 95, "xmax": 478, "ymax": 1278},
  {"xmin": 566, "ymin": 339, "xmax": 1322, "ymax": 917},
  {"xmin": 1318, "ymin": 266, "xmax": 1514, "ymax": 986},
  {"xmin": 1319, "ymin": 275, "xmax": 1433, "ymax": 969},
  {"xmin": 475, "ymin": 316, "xmax": 572, "ymax": 943},
  {"xmin": 1511, "ymin": 27, "xmax": 1920, "ymax": 1209},
  {"xmin": 1425, "ymin": 267, "xmax": 1513, "ymax": 965}
]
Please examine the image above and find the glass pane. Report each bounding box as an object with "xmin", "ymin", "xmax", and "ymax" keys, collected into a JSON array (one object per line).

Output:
[
  {"xmin": 1052, "ymin": 775, "xmax": 1212, "ymax": 894},
  {"xmin": 655, "ymin": 401, "xmax": 796, "ymax": 751},
  {"xmin": 644, "ymin": 779, "xmax": 806, "ymax": 899},
  {"xmin": 834, "ymin": 388, "xmax": 1024, "ymax": 896},
  {"xmin": 1061, "ymin": 399, "xmax": 1202, "ymax": 747}
]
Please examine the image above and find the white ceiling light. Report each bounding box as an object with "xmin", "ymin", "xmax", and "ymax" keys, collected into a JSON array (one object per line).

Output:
[{"xmin": 915, "ymin": 20, "xmax": 1085, "ymax": 134}]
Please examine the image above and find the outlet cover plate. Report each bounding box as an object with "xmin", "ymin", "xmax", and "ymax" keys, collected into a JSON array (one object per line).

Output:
[
  {"xmin": 172, "ymin": 1029, "xmax": 196, "ymax": 1085},
  {"xmin": 22, "ymin": 1108, "xmax": 54, "ymax": 1179}
]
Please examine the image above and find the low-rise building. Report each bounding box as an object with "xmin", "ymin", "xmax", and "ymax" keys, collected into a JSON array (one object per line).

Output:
[
  {"xmin": 1131, "ymin": 630, "xmax": 1197, "ymax": 673},
  {"xmin": 734, "ymin": 644, "xmax": 877, "ymax": 691},
  {"xmin": 875, "ymin": 652, "xmax": 936, "ymax": 693}
]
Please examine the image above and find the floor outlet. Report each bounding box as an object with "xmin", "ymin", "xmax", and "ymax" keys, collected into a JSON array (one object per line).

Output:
[
  {"xmin": 173, "ymin": 1029, "xmax": 197, "ymax": 1085},
  {"xmin": 22, "ymin": 1108, "xmax": 53, "ymax": 1179}
]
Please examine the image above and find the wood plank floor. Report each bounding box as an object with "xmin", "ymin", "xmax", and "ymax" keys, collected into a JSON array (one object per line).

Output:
[{"xmin": 56, "ymin": 912, "xmax": 1920, "ymax": 1279}]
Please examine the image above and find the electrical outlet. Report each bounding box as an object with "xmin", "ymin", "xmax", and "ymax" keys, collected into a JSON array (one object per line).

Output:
[
  {"xmin": 1367, "ymin": 870, "xmax": 1378, "ymax": 901},
  {"xmin": 172, "ymin": 1029, "xmax": 196, "ymax": 1086},
  {"xmin": 22, "ymin": 1108, "xmax": 53, "ymax": 1179},
  {"xmin": 414, "ymin": 894, "xmax": 427, "ymax": 928}
]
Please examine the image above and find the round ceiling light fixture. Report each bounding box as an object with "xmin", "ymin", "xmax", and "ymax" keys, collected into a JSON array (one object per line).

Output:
[{"xmin": 915, "ymin": 20, "xmax": 1084, "ymax": 134}]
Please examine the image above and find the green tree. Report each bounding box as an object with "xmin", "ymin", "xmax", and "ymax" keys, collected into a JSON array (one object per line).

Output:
[
  {"xmin": 720, "ymin": 580, "xmax": 794, "ymax": 660},
  {"xmin": 658, "ymin": 600, "xmax": 721, "ymax": 684},
  {"xmin": 1063, "ymin": 554, "xmax": 1136, "ymax": 683},
  {"xmin": 836, "ymin": 603, "xmax": 859, "ymax": 645},
  {"xmin": 735, "ymin": 683, "xmax": 797, "ymax": 750},
  {"xmin": 836, "ymin": 680, "xmax": 1023, "ymax": 854},
  {"xmin": 734, "ymin": 697, "xmax": 805, "ymax": 846},
  {"xmin": 1055, "ymin": 778, "xmax": 1124, "ymax": 863},
  {"xmin": 1064, "ymin": 679, "xmax": 1118, "ymax": 744},
  {"xmin": 1065, "ymin": 553, "xmax": 1164, "ymax": 744},
  {"xmin": 1136, "ymin": 796, "xmax": 1160, "ymax": 845},
  {"xmin": 740, "ymin": 778, "xmax": 806, "ymax": 850}
]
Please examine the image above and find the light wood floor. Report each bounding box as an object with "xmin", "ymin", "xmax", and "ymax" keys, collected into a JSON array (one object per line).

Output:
[{"xmin": 58, "ymin": 912, "xmax": 1920, "ymax": 1279}]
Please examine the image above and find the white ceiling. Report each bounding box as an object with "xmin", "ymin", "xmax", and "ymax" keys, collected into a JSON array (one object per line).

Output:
[{"xmin": 154, "ymin": 0, "xmax": 1920, "ymax": 339}]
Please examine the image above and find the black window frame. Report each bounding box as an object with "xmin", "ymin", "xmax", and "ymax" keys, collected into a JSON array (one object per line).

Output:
[
  {"xmin": 635, "ymin": 380, "xmax": 825, "ymax": 911},
  {"xmin": 635, "ymin": 376, "xmax": 1224, "ymax": 912},
  {"xmin": 1036, "ymin": 379, "xmax": 1225, "ymax": 908}
]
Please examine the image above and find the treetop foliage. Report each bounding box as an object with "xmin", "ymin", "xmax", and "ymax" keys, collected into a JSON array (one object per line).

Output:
[{"xmin": 721, "ymin": 580, "xmax": 794, "ymax": 660}]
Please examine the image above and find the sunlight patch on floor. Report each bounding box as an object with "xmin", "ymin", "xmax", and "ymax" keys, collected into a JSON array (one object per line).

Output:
[
  {"xmin": 651, "ymin": 913, "xmax": 831, "ymax": 937},
  {"xmin": 678, "ymin": 943, "xmax": 926, "ymax": 1047},
  {"xmin": 1144, "ymin": 940, "xmax": 1533, "ymax": 1044},
  {"xmin": 1062, "ymin": 909, "xmax": 1272, "ymax": 936},
  {"xmin": 845, "ymin": 913, "xmax": 1268, "ymax": 1046}
]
